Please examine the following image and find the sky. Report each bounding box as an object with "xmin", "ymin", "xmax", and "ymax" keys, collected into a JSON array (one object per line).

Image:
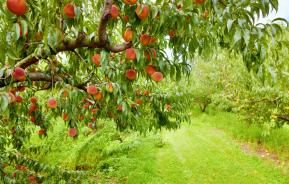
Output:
[{"xmin": 258, "ymin": 0, "xmax": 289, "ymax": 23}]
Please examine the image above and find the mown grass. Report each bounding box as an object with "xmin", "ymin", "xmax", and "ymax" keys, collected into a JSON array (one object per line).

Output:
[
  {"xmin": 199, "ymin": 107, "xmax": 289, "ymax": 161},
  {"xmin": 26, "ymin": 110, "xmax": 289, "ymax": 183}
]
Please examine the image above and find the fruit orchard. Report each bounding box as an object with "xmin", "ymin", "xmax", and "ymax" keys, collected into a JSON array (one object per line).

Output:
[{"xmin": 0, "ymin": 0, "xmax": 288, "ymax": 183}]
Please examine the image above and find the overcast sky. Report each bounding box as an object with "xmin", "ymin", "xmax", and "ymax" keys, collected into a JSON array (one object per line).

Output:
[{"xmin": 258, "ymin": 0, "xmax": 289, "ymax": 23}]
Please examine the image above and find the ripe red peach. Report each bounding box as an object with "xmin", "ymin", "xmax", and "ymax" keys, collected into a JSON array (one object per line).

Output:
[
  {"xmin": 68, "ymin": 128, "xmax": 77, "ymax": 137},
  {"xmin": 12, "ymin": 67, "xmax": 26, "ymax": 81},
  {"xmin": 136, "ymin": 99, "xmax": 143, "ymax": 105},
  {"xmin": 38, "ymin": 129, "xmax": 45, "ymax": 135},
  {"xmin": 151, "ymin": 72, "xmax": 163, "ymax": 82},
  {"xmin": 123, "ymin": 28, "xmax": 133, "ymax": 42},
  {"xmin": 94, "ymin": 92, "xmax": 103, "ymax": 101},
  {"xmin": 47, "ymin": 98, "xmax": 57, "ymax": 109},
  {"xmin": 63, "ymin": 3, "xmax": 76, "ymax": 18},
  {"xmin": 92, "ymin": 54, "xmax": 101, "ymax": 66},
  {"xmin": 126, "ymin": 69, "xmax": 137, "ymax": 80},
  {"xmin": 30, "ymin": 96, "xmax": 37, "ymax": 104},
  {"xmin": 123, "ymin": 0, "xmax": 137, "ymax": 5},
  {"xmin": 126, "ymin": 48, "xmax": 136, "ymax": 61},
  {"xmin": 15, "ymin": 95, "xmax": 22, "ymax": 103},
  {"xmin": 140, "ymin": 34, "xmax": 151, "ymax": 46},
  {"xmin": 195, "ymin": 0, "xmax": 205, "ymax": 5},
  {"xmin": 111, "ymin": 4, "xmax": 119, "ymax": 19},
  {"xmin": 145, "ymin": 65, "xmax": 157, "ymax": 76},
  {"xmin": 135, "ymin": 4, "xmax": 150, "ymax": 20},
  {"xmin": 29, "ymin": 104, "xmax": 37, "ymax": 112},
  {"xmin": 91, "ymin": 108, "xmax": 98, "ymax": 114},
  {"xmin": 143, "ymin": 90, "xmax": 150, "ymax": 96},
  {"xmin": 7, "ymin": 0, "xmax": 27, "ymax": 16},
  {"xmin": 122, "ymin": 15, "xmax": 129, "ymax": 22},
  {"xmin": 87, "ymin": 85, "xmax": 98, "ymax": 95},
  {"xmin": 63, "ymin": 113, "xmax": 69, "ymax": 121}
]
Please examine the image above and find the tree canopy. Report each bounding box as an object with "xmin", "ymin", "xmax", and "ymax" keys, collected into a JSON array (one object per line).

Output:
[{"xmin": 0, "ymin": 0, "xmax": 288, "ymax": 182}]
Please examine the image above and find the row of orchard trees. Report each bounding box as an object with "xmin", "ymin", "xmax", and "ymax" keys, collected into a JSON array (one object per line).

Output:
[
  {"xmin": 0, "ymin": 0, "xmax": 287, "ymax": 182},
  {"xmin": 189, "ymin": 30, "xmax": 289, "ymax": 135}
]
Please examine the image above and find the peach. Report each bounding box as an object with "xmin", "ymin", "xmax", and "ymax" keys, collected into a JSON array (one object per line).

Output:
[
  {"xmin": 140, "ymin": 34, "xmax": 151, "ymax": 46},
  {"xmin": 117, "ymin": 105, "xmax": 123, "ymax": 112},
  {"xmin": 38, "ymin": 129, "xmax": 45, "ymax": 135},
  {"xmin": 9, "ymin": 88, "xmax": 16, "ymax": 95},
  {"xmin": 47, "ymin": 98, "xmax": 57, "ymax": 109},
  {"xmin": 94, "ymin": 92, "xmax": 103, "ymax": 101},
  {"xmin": 29, "ymin": 104, "xmax": 37, "ymax": 112},
  {"xmin": 106, "ymin": 82, "xmax": 113, "ymax": 93},
  {"xmin": 151, "ymin": 71, "xmax": 163, "ymax": 82},
  {"xmin": 7, "ymin": 0, "xmax": 27, "ymax": 16},
  {"xmin": 83, "ymin": 104, "xmax": 89, "ymax": 109},
  {"xmin": 126, "ymin": 69, "xmax": 137, "ymax": 80},
  {"xmin": 12, "ymin": 67, "xmax": 26, "ymax": 81},
  {"xmin": 195, "ymin": 0, "xmax": 205, "ymax": 5},
  {"xmin": 30, "ymin": 96, "xmax": 37, "ymax": 104},
  {"xmin": 28, "ymin": 175, "xmax": 36, "ymax": 184},
  {"xmin": 88, "ymin": 122, "xmax": 93, "ymax": 129},
  {"xmin": 68, "ymin": 128, "xmax": 77, "ymax": 137},
  {"xmin": 111, "ymin": 4, "xmax": 119, "ymax": 19},
  {"xmin": 16, "ymin": 86, "xmax": 25, "ymax": 92},
  {"xmin": 30, "ymin": 116, "xmax": 36, "ymax": 123},
  {"xmin": 8, "ymin": 92, "xmax": 16, "ymax": 103},
  {"xmin": 15, "ymin": 95, "xmax": 22, "ymax": 103},
  {"xmin": 143, "ymin": 90, "xmax": 150, "ymax": 96},
  {"xmin": 144, "ymin": 48, "xmax": 157, "ymax": 61},
  {"xmin": 87, "ymin": 85, "xmax": 98, "ymax": 95},
  {"xmin": 63, "ymin": 113, "xmax": 69, "ymax": 121},
  {"xmin": 122, "ymin": 15, "xmax": 129, "ymax": 22},
  {"xmin": 169, "ymin": 30, "xmax": 176, "ymax": 39},
  {"xmin": 145, "ymin": 65, "xmax": 157, "ymax": 76},
  {"xmin": 123, "ymin": 0, "xmax": 137, "ymax": 5},
  {"xmin": 63, "ymin": 3, "xmax": 76, "ymax": 18},
  {"xmin": 135, "ymin": 4, "xmax": 150, "ymax": 20},
  {"xmin": 91, "ymin": 108, "xmax": 98, "ymax": 114},
  {"xmin": 136, "ymin": 99, "xmax": 143, "ymax": 105},
  {"xmin": 92, "ymin": 54, "xmax": 101, "ymax": 66},
  {"xmin": 62, "ymin": 89, "xmax": 69, "ymax": 97},
  {"xmin": 123, "ymin": 28, "xmax": 133, "ymax": 42},
  {"xmin": 126, "ymin": 48, "xmax": 136, "ymax": 60}
]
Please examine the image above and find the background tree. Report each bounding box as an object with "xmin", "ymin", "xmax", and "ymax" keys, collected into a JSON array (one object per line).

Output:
[{"xmin": 0, "ymin": 0, "xmax": 287, "ymax": 182}]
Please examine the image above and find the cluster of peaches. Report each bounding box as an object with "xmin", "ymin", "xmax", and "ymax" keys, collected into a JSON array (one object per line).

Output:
[{"xmin": 5, "ymin": 0, "xmax": 206, "ymax": 137}]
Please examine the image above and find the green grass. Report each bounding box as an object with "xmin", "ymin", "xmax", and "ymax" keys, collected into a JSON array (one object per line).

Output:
[
  {"xmin": 27, "ymin": 111, "xmax": 289, "ymax": 183},
  {"xmin": 197, "ymin": 108, "xmax": 289, "ymax": 161}
]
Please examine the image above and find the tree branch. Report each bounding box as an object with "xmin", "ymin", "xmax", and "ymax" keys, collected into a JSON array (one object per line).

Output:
[
  {"xmin": 1, "ymin": 0, "xmax": 132, "ymax": 89},
  {"xmin": 98, "ymin": 0, "xmax": 113, "ymax": 44},
  {"xmin": 0, "ymin": 72, "xmax": 88, "ymax": 91}
]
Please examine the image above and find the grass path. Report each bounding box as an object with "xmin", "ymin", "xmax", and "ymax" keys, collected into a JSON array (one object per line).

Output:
[
  {"xmin": 154, "ymin": 122, "xmax": 289, "ymax": 184},
  {"xmin": 28, "ymin": 114, "xmax": 289, "ymax": 183}
]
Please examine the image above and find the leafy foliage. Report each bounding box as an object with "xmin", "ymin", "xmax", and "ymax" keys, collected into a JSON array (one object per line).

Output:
[{"xmin": 0, "ymin": 0, "xmax": 288, "ymax": 182}]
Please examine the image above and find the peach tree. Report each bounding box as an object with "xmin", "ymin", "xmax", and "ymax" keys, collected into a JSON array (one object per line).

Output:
[{"xmin": 0, "ymin": 0, "xmax": 287, "ymax": 182}]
